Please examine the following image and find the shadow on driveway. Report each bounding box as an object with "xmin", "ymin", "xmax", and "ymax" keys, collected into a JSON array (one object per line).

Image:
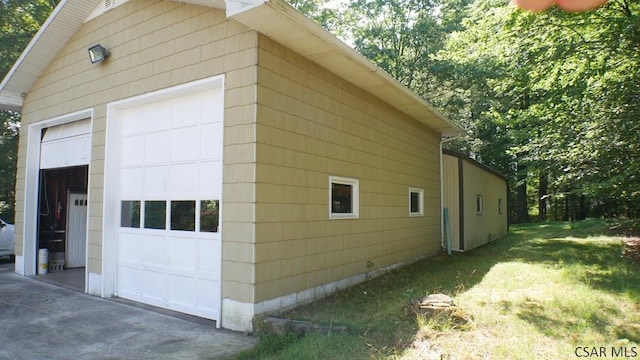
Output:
[{"xmin": 0, "ymin": 257, "xmax": 256, "ymax": 360}]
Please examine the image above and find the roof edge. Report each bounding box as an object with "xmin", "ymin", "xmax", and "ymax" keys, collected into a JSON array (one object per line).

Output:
[
  {"xmin": 0, "ymin": 0, "xmax": 70, "ymax": 111},
  {"xmin": 225, "ymin": 0, "xmax": 267, "ymax": 17},
  {"xmin": 443, "ymin": 148, "xmax": 508, "ymax": 181},
  {"xmin": 0, "ymin": 0, "xmax": 100, "ymax": 112},
  {"xmin": 230, "ymin": 0, "xmax": 465, "ymax": 136}
]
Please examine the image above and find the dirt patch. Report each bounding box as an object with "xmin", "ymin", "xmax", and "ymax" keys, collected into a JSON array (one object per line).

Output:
[
  {"xmin": 622, "ymin": 237, "xmax": 640, "ymax": 264},
  {"xmin": 609, "ymin": 224, "xmax": 640, "ymax": 264}
]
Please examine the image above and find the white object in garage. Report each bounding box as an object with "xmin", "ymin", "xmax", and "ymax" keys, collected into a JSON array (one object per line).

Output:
[
  {"xmin": 66, "ymin": 192, "xmax": 88, "ymax": 268},
  {"xmin": 115, "ymin": 86, "xmax": 223, "ymax": 321},
  {"xmin": 0, "ymin": 218, "xmax": 14, "ymax": 257},
  {"xmin": 40, "ymin": 119, "xmax": 91, "ymax": 169}
]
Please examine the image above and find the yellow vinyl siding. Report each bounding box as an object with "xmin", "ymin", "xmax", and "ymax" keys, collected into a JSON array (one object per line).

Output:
[
  {"xmin": 15, "ymin": 0, "xmax": 258, "ymax": 302},
  {"xmin": 254, "ymin": 35, "xmax": 441, "ymax": 303},
  {"xmin": 462, "ymin": 160, "xmax": 508, "ymax": 249},
  {"xmin": 443, "ymin": 151, "xmax": 508, "ymax": 252},
  {"xmin": 442, "ymin": 154, "xmax": 461, "ymax": 249}
]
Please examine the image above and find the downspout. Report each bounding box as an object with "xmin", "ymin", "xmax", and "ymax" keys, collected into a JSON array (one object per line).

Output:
[{"xmin": 440, "ymin": 133, "xmax": 462, "ymax": 255}]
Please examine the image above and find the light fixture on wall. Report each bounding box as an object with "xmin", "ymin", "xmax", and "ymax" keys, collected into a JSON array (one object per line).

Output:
[{"xmin": 88, "ymin": 44, "xmax": 110, "ymax": 64}]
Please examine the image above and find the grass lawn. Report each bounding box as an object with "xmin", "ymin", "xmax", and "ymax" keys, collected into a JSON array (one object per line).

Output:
[{"xmin": 235, "ymin": 220, "xmax": 640, "ymax": 359}]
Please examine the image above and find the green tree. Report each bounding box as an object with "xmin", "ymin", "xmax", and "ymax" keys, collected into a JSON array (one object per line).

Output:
[
  {"xmin": 438, "ymin": 0, "xmax": 640, "ymax": 220},
  {"xmin": 0, "ymin": 0, "xmax": 58, "ymax": 221},
  {"xmin": 293, "ymin": 0, "xmax": 640, "ymax": 221}
]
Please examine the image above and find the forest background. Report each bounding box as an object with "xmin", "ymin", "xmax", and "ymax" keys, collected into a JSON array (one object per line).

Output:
[{"xmin": 1, "ymin": 0, "xmax": 639, "ymax": 223}]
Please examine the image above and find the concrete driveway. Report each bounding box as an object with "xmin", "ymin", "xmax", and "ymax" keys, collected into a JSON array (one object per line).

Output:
[{"xmin": 0, "ymin": 257, "xmax": 256, "ymax": 360}]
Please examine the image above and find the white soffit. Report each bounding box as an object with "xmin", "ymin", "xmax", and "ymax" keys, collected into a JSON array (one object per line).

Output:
[
  {"xmin": 86, "ymin": 0, "xmax": 132, "ymax": 22},
  {"xmin": 0, "ymin": 0, "xmax": 101, "ymax": 112}
]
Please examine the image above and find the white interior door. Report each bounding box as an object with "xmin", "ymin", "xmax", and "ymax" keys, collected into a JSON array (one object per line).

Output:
[{"xmin": 66, "ymin": 192, "xmax": 88, "ymax": 268}]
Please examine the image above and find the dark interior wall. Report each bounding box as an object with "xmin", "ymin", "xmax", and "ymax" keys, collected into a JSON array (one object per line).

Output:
[{"xmin": 38, "ymin": 166, "xmax": 88, "ymax": 252}]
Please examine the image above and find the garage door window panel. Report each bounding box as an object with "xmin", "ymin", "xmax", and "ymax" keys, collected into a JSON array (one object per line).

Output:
[
  {"xmin": 171, "ymin": 201, "xmax": 196, "ymax": 231},
  {"xmin": 121, "ymin": 201, "xmax": 141, "ymax": 228},
  {"xmin": 145, "ymin": 201, "xmax": 167, "ymax": 229},
  {"xmin": 200, "ymin": 200, "xmax": 219, "ymax": 233}
]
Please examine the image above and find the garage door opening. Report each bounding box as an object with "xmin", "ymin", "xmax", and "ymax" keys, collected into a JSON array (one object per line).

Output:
[
  {"xmin": 36, "ymin": 166, "xmax": 88, "ymax": 292},
  {"xmin": 104, "ymin": 76, "xmax": 224, "ymax": 325}
]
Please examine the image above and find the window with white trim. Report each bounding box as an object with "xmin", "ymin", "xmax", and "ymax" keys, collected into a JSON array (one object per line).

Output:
[
  {"xmin": 329, "ymin": 176, "xmax": 359, "ymax": 219},
  {"xmin": 409, "ymin": 188, "xmax": 424, "ymax": 216},
  {"xmin": 476, "ymin": 195, "xmax": 484, "ymax": 215}
]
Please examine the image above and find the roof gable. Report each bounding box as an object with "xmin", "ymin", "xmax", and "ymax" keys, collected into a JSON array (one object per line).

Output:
[
  {"xmin": 0, "ymin": 0, "xmax": 100, "ymax": 112},
  {"xmin": 0, "ymin": 0, "xmax": 463, "ymax": 136}
]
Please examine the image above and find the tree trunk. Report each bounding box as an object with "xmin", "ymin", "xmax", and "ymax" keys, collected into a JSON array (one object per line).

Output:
[
  {"xmin": 563, "ymin": 192, "xmax": 570, "ymax": 221},
  {"xmin": 538, "ymin": 171, "xmax": 548, "ymax": 221},
  {"xmin": 516, "ymin": 177, "xmax": 529, "ymax": 223},
  {"xmin": 578, "ymin": 195, "xmax": 588, "ymax": 220}
]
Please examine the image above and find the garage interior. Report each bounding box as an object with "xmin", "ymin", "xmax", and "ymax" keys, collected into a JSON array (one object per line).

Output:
[{"xmin": 36, "ymin": 165, "xmax": 87, "ymax": 291}]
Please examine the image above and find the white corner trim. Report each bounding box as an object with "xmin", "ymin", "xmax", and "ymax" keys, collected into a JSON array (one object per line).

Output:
[
  {"xmin": 88, "ymin": 272, "xmax": 102, "ymax": 296},
  {"xmin": 222, "ymin": 299, "xmax": 255, "ymax": 332},
  {"xmin": 14, "ymin": 255, "xmax": 25, "ymax": 275}
]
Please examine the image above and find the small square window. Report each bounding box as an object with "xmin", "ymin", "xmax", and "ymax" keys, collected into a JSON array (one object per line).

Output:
[
  {"xmin": 144, "ymin": 201, "xmax": 166, "ymax": 229},
  {"xmin": 171, "ymin": 200, "xmax": 196, "ymax": 231},
  {"xmin": 329, "ymin": 176, "xmax": 359, "ymax": 219},
  {"xmin": 409, "ymin": 188, "xmax": 424, "ymax": 216},
  {"xmin": 200, "ymin": 200, "xmax": 220, "ymax": 233},
  {"xmin": 476, "ymin": 195, "xmax": 484, "ymax": 215},
  {"xmin": 120, "ymin": 201, "xmax": 140, "ymax": 228}
]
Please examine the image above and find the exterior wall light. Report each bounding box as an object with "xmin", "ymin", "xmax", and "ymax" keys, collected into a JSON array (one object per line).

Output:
[{"xmin": 88, "ymin": 44, "xmax": 110, "ymax": 63}]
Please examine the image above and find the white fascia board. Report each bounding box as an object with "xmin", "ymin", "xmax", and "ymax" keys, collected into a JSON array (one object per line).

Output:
[
  {"xmin": 228, "ymin": 0, "xmax": 465, "ymax": 136},
  {"xmin": 0, "ymin": 92, "xmax": 24, "ymax": 112},
  {"xmin": 225, "ymin": 0, "xmax": 267, "ymax": 17}
]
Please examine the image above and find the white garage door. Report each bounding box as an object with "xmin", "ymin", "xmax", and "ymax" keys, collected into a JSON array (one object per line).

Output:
[
  {"xmin": 40, "ymin": 119, "xmax": 91, "ymax": 169},
  {"xmin": 116, "ymin": 88, "xmax": 223, "ymax": 321}
]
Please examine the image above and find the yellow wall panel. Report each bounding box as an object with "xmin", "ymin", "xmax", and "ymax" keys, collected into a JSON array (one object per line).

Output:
[
  {"xmin": 16, "ymin": 0, "xmax": 258, "ymax": 304},
  {"xmin": 253, "ymin": 35, "xmax": 442, "ymax": 303},
  {"xmin": 222, "ymin": 280, "xmax": 253, "ymax": 302},
  {"xmin": 462, "ymin": 160, "xmax": 509, "ymax": 249}
]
